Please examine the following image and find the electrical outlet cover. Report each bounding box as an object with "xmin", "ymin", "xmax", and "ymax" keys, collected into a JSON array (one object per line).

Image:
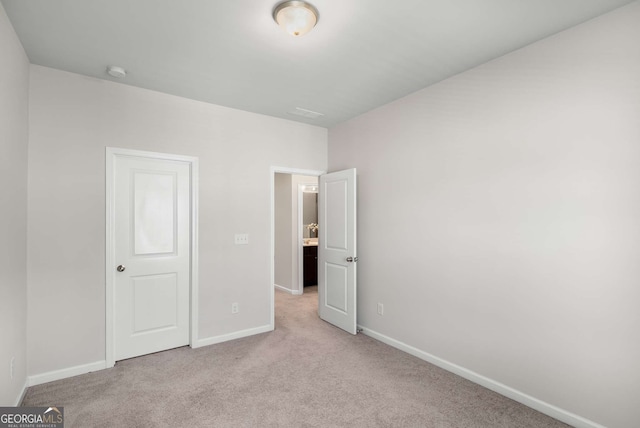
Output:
[{"xmin": 234, "ymin": 234, "xmax": 249, "ymax": 245}]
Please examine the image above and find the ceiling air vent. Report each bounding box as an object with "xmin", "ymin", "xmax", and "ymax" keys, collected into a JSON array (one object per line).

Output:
[{"xmin": 287, "ymin": 107, "xmax": 325, "ymax": 119}]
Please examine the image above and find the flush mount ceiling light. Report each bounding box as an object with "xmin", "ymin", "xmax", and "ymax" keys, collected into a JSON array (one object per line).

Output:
[{"xmin": 273, "ymin": 1, "xmax": 319, "ymax": 37}]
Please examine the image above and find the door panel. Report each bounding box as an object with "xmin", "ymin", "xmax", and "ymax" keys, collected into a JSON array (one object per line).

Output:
[
  {"xmin": 318, "ymin": 168, "xmax": 357, "ymax": 334},
  {"xmin": 325, "ymin": 180, "xmax": 347, "ymax": 250},
  {"xmin": 114, "ymin": 155, "xmax": 190, "ymax": 361},
  {"xmin": 133, "ymin": 172, "xmax": 176, "ymax": 255},
  {"xmin": 325, "ymin": 263, "xmax": 348, "ymax": 313},
  {"xmin": 132, "ymin": 273, "xmax": 178, "ymax": 333}
]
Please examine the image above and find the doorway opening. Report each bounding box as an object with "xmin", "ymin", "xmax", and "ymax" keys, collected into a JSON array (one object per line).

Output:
[
  {"xmin": 271, "ymin": 166, "xmax": 358, "ymax": 334},
  {"xmin": 270, "ymin": 167, "xmax": 324, "ymax": 329}
]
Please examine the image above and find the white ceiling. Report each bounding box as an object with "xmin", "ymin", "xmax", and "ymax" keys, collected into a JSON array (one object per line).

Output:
[{"xmin": 2, "ymin": 0, "xmax": 634, "ymax": 128}]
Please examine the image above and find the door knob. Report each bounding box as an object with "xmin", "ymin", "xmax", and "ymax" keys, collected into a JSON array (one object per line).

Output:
[
  {"xmin": 116, "ymin": 265, "xmax": 126, "ymax": 272},
  {"xmin": 346, "ymin": 257, "xmax": 358, "ymax": 263}
]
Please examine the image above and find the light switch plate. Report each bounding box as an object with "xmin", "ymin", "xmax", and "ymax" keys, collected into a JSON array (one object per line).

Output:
[{"xmin": 234, "ymin": 234, "xmax": 249, "ymax": 245}]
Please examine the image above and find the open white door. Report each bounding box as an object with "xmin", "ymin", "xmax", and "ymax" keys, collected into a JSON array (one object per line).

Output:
[{"xmin": 318, "ymin": 168, "xmax": 357, "ymax": 334}]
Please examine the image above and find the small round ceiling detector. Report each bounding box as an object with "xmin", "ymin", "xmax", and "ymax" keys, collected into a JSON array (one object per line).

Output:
[{"xmin": 107, "ymin": 66, "xmax": 127, "ymax": 78}]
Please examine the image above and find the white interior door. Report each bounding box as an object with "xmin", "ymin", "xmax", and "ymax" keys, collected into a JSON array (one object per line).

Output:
[
  {"xmin": 113, "ymin": 154, "xmax": 191, "ymax": 361},
  {"xmin": 318, "ymin": 168, "xmax": 357, "ymax": 334}
]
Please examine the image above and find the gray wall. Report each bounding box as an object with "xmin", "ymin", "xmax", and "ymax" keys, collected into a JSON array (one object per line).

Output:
[
  {"xmin": 328, "ymin": 3, "xmax": 640, "ymax": 428},
  {"xmin": 0, "ymin": 2, "xmax": 29, "ymax": 406},
  {"xmin": 27, "ymin": 65, "xmax": 327, "ymax": 378},
  {"xmin": 274, "ymin": 173, "xmax": 293, "ymax": 289}
]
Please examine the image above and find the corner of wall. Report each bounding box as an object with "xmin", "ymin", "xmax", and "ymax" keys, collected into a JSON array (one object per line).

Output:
[{"xmin": 0, "ymin": 0, "xmax": 30, "ymax": 408}]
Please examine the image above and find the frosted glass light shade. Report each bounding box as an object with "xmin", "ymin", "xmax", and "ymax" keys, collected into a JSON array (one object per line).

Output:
[{"xmin": 273, "ymin": 1, "xmax": 319, "ymax": 37}]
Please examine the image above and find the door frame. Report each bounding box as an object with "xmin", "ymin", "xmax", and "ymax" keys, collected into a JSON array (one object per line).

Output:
[
  {"xmin": 270, "ymin": 166, "xmax": 324, "ymax": 330},
  {"xmin": 105, "ymin": 147, "xmax": 199, "ymax": 368}
]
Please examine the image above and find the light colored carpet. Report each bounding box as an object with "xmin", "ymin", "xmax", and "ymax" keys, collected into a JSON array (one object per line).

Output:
[{"xmin": 22, "ymin": 286, "xmax": 568, "ymax": 427}]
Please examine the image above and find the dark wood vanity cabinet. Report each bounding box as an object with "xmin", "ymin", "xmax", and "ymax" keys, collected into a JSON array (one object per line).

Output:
[{"xmin": 303, "ymin": 245, "xmax": 318, "ymax": 287}]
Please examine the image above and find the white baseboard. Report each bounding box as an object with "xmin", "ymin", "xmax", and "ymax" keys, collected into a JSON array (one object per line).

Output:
[
  {"xmin": 14, "ymin": 379, "xmax": 28, "ymax": 406},
  {"xmin": 358, "ymin": 326, "xmax": 605, "ymax": 428},
  {"xmin": 28, "ymin": 360, "xmax": 107, "ymax": 387},
  {"xmin": 26, "ymin": 324, "xmax": 274, "ymax": 387},
  {"xmin": 193, "ymin": 324, "xmax": 273, "ymax": 349},
  {"xmin": 274, "ymin": 284, "xmax": 302, "ymax": 295}
]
